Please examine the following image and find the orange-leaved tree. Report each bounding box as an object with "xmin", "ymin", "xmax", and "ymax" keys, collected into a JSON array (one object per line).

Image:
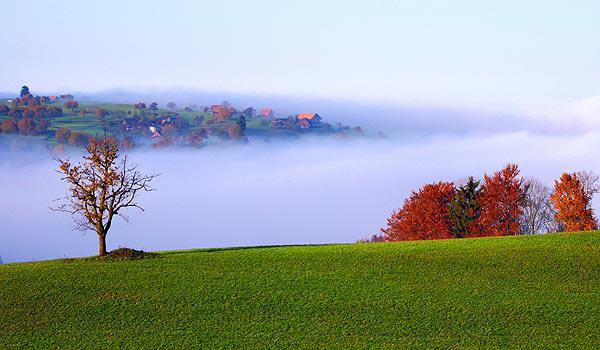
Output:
[
  {"xmin": 381, "ymin": 181, "xmax": 455, "ymax": 241},
  {"xmin": 53, "ymin": 136, "xmax": 158, "ymax": 256},
  {"xmin": 550, "ymin": 173, "xmax": 597, "ymax": 232},
  {"xmin": 477, "ymin": 164, "xmax": 525, "ymax": 236}
]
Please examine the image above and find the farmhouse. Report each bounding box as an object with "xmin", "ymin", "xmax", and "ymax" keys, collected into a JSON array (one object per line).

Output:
[
  {"xmin": 297, "ymin": 112, "xmax": 322, "ymax": 128},
  {"xmin": 149, "ymin": 126, "xmax": 163, "ymax": 140},
  {"xmin": 211, "ymin": 105, "xmax": 235, "ymax": 120},
  {"xmin": 270, "ymin": 118, "xmax": 290, "ymax": 129}
]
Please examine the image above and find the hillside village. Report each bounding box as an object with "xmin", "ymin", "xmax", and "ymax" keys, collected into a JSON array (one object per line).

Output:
[{"xmin": 0, "ymin": 86, "xmax": 370, "ymax": 151}]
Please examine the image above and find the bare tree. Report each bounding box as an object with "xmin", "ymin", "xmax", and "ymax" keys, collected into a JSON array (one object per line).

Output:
[
  {"xmin": 575, "ymin": 170, "xmax": 599, "ymax": 201},
  {"xmin": 520, "ymin": 178, "xmax": 557, "ymax": 234},
  {"xmin": 53, "ymin": 137, "xmax": 158, "ymax": 256}
]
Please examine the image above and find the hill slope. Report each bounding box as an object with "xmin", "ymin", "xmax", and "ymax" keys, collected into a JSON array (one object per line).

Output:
[{"xmin": 1, "ymin": 232, "xmax": 599, "ymax": 349}]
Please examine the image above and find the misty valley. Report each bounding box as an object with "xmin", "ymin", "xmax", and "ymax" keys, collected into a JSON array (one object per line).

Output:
[{"xmin": 1, "ymin": 127, "xmax": 599, "ymax": 263}]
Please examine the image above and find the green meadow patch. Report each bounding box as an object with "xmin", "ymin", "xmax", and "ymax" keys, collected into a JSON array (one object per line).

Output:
[{"xmin": 0, "ymin": 232, "xmax": 599, "ymax": 349}]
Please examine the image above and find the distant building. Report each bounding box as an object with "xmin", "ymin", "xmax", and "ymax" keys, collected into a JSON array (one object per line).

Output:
[
  {"xmin": 270, "ymin": 118, "xmax": 290, "ymax": 129},
  {"xmin": 211, "ymin": 104, "xmax": 235, "ymax": 120},
  {"xmin": 260, "ymin": 107, "xmax": 274, "ymax": 118},
  {"xmin": 297, "ymin": 112, "xmax": 322, "ymax": 128},
  {"xmin": 297, "ymin": 118, "xmax": 311, "ymax": 129}
]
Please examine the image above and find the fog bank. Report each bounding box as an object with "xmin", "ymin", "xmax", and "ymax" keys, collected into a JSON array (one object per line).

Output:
[{"xmin": 1, "ymin": 132, "xmax": 600, "ymax": 263}]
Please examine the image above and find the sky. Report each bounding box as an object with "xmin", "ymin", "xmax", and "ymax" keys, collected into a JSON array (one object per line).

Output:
[{"xmin": 1, "ymin": 0, "xmax": 599, "ymax": 110}]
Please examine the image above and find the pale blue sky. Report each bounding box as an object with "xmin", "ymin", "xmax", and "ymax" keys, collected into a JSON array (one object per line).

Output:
[{"xmin": 1, "ymin": 0, "xmax": 599, "ymax": 109}]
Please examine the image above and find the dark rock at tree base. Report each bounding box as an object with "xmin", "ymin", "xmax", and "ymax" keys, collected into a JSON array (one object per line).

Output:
[{"xmin": 101, "ymin": 248, "xmax": 160, "ymax": 260}]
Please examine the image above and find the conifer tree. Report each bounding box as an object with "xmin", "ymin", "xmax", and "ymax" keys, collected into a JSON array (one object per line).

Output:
[{"xmin": 449, "ymin": 177, "xmax": 481, "ymax": 238}]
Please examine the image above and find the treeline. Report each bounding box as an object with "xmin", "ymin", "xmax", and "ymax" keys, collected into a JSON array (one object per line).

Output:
[
  {"xmin": 1, "ymin": 85, "xmax": 372, "ymax": 151},
  {"xmin": 0, "ymin": 86, "xmax": 60, "ymax": 136},
  {"xmin": 366, "ymin": 164, "xmax": 598, "ymax": 242}
]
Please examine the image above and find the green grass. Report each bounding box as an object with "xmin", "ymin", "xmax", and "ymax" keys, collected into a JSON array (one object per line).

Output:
[{"xmin": 1, "ymin": 232, "xmax": 599, "ymax": 349}]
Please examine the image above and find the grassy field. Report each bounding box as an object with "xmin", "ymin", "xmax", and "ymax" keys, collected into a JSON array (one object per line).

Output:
[{"xmin": 0, "ymin": 232, "xmax": 598, "ymax": 349}]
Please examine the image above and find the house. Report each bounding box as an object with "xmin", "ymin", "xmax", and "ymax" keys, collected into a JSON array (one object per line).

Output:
[
  {"xmin": 48, "ymin": 96, "xmax": 58, "ymax": 101},
  {"xmin": 260, "ymin": 107, "xmax": 274, "ymax": 118},
  {"xmin": 159, "ymin": 116, "xmax": 176, "ymax": 126},
  {"xmin": 211, "ymin": 105, "xmax": 235, "ymax": 120},
  {"xmin": 149, "ymin": 127, "xmax": 163, "ymax": 140},
  {"xmin": 297, "ymin": 112, "xmax": 322, "ymax": 128},
  {"xmin": 270, "ymin": 118, "xmax": 290, "ymax": 129},
  {"xmin": 297, "ymin": 118, "xmax": 311, "ymax": 129}
]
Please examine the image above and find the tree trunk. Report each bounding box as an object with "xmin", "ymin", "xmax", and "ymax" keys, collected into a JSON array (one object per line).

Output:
[{"xmin": 98, "ymin": 234, "xmax": 107, "ymax": 256}]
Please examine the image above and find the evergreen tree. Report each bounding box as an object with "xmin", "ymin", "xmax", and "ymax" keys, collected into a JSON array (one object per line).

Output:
[
  {"xmin": 20, "ymin": 85, "xmax": 30, "ymax": 97},
  {"xmin": 238, "ymin": 115, "xmax": 247, "ymax": 130},
  {"xmin": 449, "ymin": 177, "xmax": 481, "ymax": 238}
]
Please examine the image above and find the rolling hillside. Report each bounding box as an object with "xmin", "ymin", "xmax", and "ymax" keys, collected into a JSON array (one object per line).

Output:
[{"xmin": 1, "ymin": 232, "xmax": 599, "ymax": 349}]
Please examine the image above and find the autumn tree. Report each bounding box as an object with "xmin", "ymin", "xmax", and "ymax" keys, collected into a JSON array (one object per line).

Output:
[
  {"xmin": 187, "ymin": 128, "xmax": 208, "ymax": 147},
  {"xmin": 477, "ymin": 164, "xmax": 525, "ymax": 236},
  {"xmin": 53, "ymin": 137, "xmax": 158, "ymax": 256},
  {"xmin": 134, "ymin": 102, "xmax": 146, "ymax": 115},
  {"xmin": 448, "ymin": 177, "xmax": 481, "ymax": 238},
  {"xmin": 17, "ymin": 118, "xmax": 36, "ymax": 135},
  {"xmin": 34, "ymin": 119, "xmax": 50, "ymax": 135},
  {"xmin": 550, "ymin": 173, "xmax": 597, "ymax": 232},
  {"xmin": 64, "ymin": 100, "xmax": 79, "ymax": 112},
  {"xmin": 381, "ymin": 182, "xmax": 455, "ymax": 241},
  {"xmin": 224, "ymin": 122, "xmax": 242, "ymax": 140},
  {"xmin": 242, "ymin": 107, "xmax": 255, "ymax": 117},
  {"xmin": 67, "ymin": 132, "xmax": 88, "ymax": 146},
  {"xmin": 55, "ymin": 127, "xmax": 72, "ymax": 143},
  {"xmin": 0, "ymin": 119, "xmax": 17, "ymax": 134},
  {"xmin": 520, "ymin": 178, "xmax": 556, "ymax": 234},
  {"xmin": 96, "ymin": 108, "xmax": 109, "ymax": 118}
]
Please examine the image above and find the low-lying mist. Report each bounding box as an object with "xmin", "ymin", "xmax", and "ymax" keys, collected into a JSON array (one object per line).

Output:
[
  {"xmin": 70, "ymin": 88, "xmax": 597, "ymax": 136},
  {"xmin": 1, "ymin": 131, "xmax": 600, "ymax": 263}
]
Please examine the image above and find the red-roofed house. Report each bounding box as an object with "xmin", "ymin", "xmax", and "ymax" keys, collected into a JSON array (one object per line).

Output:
[
  {"xmin": 297, "ymin": 112, "xmax": 322, "ymax": 128},
  {"xmin": 211, "ymin": 104, "xmax": 235, "ymax": 120}
]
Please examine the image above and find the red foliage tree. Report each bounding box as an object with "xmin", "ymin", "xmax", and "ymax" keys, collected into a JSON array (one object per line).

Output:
[
  {"xmin": 381, "ymin": 182, "xmax": 455, "ymax": 241},
  {"xmin": 55, "ymin": 127, "xmax": 72, "ymax": 143},
  {"xmin": 186, "ymin": 128, "xmax": 208, "ymax": 147},
  {"xmin": 17, "ymin": 118, "xmax": 36, "ymax": 135},
  {"xmin": 550, "ymin": 173, "xmax": 597, "ymax": 232},
  {"xmin": 477, "ymin": 164, "xmax": 525, "ymax": 236},
  {"xmin": 64, "ymin": 100, "xmax": 79, "ymax": 112},
  {"xmin": 0, "ymin": 119, "xmax": 17, "ymax": 134}
]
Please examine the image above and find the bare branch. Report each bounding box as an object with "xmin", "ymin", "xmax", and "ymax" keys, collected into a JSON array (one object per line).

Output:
[{"xmin": 52, "ymin": 136, "xmax": 158, "ymax": 256}]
